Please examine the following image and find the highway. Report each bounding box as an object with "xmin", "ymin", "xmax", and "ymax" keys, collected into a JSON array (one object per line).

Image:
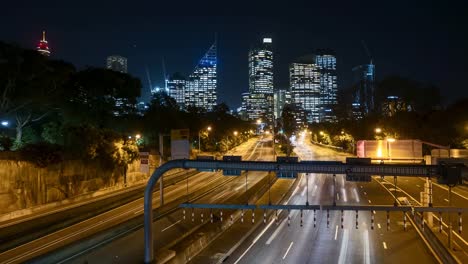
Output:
[
  {"xmin": 0, "ymin": 137, "xmax": 272, "ymax": 264},
  {"xmin": 215, "ymin": 134, "xmax": 438, "ymax": 264}
]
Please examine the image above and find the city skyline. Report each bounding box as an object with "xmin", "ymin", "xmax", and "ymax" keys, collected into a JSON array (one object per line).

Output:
[{"xmin": 2, "ymin": 1, "xmax": 467, "ymax": 109}]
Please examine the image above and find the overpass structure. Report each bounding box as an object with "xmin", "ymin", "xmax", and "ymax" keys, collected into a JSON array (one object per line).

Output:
[{"xmin": 143, "ymin": 157, "xmax": 466, "ymax": 263}]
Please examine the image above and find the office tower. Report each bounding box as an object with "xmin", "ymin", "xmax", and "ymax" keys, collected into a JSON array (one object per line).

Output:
[
  {"xmin": 167, "ymin": 72, "xmax": 186, "ymax": 109},
  {"xmin": 273, "ymin": 89, "xmax": 292, "ymax": 119},
  {"xmin": 240, "ymin": 92, "xmax": 250, "ymax": 120},
  {"xmin": 289, "ymin": 55, "xmax": 321, "ymax": 123},
  {"xmin": 352, "ymin": 62, "xmax": 375, "ymax": 117},
  {"xmin": 185, "ymin": 41, "xmax": 217, "ymax": 111},
  {"xmin": 381, "ymin": 95, "xmax": 411, "ymax": 117},
  {"xmin": 106, "ymin": 55, "xmax": 128, "ymax": 73},
  {"xmin": 247, "ymin": 38, "xmax": 274, "ymax": 123},
  {"xmin": 37, "ymin": 30, "xmax": 50, "ymax": 56},
  {"xmin": 316, "ymin": 49, "xmax": 338, "ymax": 122}
]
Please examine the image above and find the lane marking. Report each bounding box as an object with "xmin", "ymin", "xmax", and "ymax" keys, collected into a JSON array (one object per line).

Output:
[
  {"xmin": 266, "ymin": 219, "xmax": 287, "ymax": 245},
  {"xmin": 444, "ymin": 198, "xmax": 449, "ymax": 203},
  {"xmin": 364, "ymin": 191, "xmax": 367, "ymax": 195},
  {"xmin": 334, "ymin": 225, "xmax": 339, "ymax": 240},
  {"xmin": 234, "ymin": 219, "xmax": 275, "ymax": 264},
  {"xmin": 282, "ymin": 241, "xmax": 294, "ymax": 260},
  {"xmin": 368, "ymin": 200, "xmax": 372, "ymax": 204},
  {"xmin": 301, "ymin": 186, "xmax": 307, "ymax": 197},
  {"xmin": 161, "ymin": 220, "xmax": 181, "ymax": 232},
  {"xmin": 341, "ymin": 188, "xmax": 347, "ymax": 202},
  {"xmin": 337, "ymin": 229, "xmax": 349, "ymax": 264},
  {"xmin": 377, "ymin": 223, "xmax": 381, "ymax": 229},
  {"xmin": 353, "ymin": 188, "xmax": 360, "ymax": 202},
  {"xmin": 364, "ymin": 230, "xmax": 370, "ymax": 264},
  {"xmin": 383, "ymin": 242, "xmax": 387, "ymax": 249},
  {"xmin": 337, "ymin": 193, "xmax": 340, "ymax": 201}
]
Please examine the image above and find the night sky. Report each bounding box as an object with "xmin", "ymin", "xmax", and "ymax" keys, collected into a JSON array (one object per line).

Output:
[{"xmin": 1, "ymin": 1, "xmax": 467, "ymax": 108}]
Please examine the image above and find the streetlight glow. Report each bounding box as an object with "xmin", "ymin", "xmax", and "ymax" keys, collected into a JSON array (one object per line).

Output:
[
  {"xmin": 256, "ymin": 119, "xmax": 262, "ymax": 124},
  {"xmin": 1, "ymin": 121, "xmax": 8, "ymax": 127},
  {"xmin": 375, "ymin": 128, "xmax": 382, "ymax": 133},
  {"xmin": 319, "ymin": 131, "xmax": 324, "ymax": 135},
  {"xmin": 233, "ymin": 131, "xmax": 238, "ymax": 136},
  {"xmin": 135, "ymin": 134, "xmax": 141, "ymax": 139},
  {"xmin": 207, "ymin": 126, "xmax": 212, "ymax": 131},
  {"xmin": 387, "ymin": 138, "xmax": 396, "ymax": 142}
]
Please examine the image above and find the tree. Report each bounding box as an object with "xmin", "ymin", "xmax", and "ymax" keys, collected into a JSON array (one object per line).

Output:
[
  {"xmin": 0, "ymin": 42, "xmax": 75, "ymax": 145},
  {"xmin": 63, "ymin": 68, "xmax": 141, "ymax": 126}
]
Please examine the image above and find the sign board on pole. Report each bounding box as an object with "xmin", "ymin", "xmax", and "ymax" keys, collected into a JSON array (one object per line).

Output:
[
  {"xmin": 139, "ymin": 152, "xmax": 150, "ymax": 173},
  {"xmin": 171, "ymin": 129, "xmax": 190, "ymax": 160}
]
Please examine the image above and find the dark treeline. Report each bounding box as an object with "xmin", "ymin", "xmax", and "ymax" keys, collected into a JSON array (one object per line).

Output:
[{"xmin": 0, "ymin": 42, "xmax": 254, "ymax": 168}]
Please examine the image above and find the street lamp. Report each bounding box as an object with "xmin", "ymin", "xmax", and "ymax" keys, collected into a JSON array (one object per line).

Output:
[
  {"xmin": 135, "ymin": 134, "xmax": 141, "ymax": 140},
  {"xmin": 319, "ymin": 131, "xmax": 324, "ymax": 136},
  {"xmin": 1, "ymin": 121, "xmax": 9, "ymax": 127},
  {"xmin": 233, "ymin": 131, "xmax": 238, "ymax": 136},
  {"xmin": 198, "ymin": 126, "xmax": 212, "ymax": 152},
  {"xmin": 375, "ymin": 128, "xmax": 382, "ymax": 134}
]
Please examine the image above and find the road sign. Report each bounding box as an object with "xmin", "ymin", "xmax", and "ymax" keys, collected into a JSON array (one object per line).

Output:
[
  {"xmin": 222, "ymin": 156, "xmax": 242, "ymax": 176},
  {"xmin": 276, "ymin": 156, "xmax": 299, "ymax": 178},
  {"xmin": 171, "ymin": 129, "xmax": 190, "ymax": 160},
  {"xmin": 346, "ymin": 157, "xmax": 372, "ymax": 182},
  {"xmin": 139, "ymin": 152, "xmax": 150, "ymax": 173}
]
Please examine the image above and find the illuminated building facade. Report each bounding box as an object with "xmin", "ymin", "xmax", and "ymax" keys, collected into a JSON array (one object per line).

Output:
[
  {"xmin": 316, "ymin": 49, "xmax": 338, "ymax": 122},
  {"xmin": 106, "ymin": 55, "xmax": 128, "ymax": 73},
  {"xmin": 289, "ymin": 55, "xmax": 321, "ymax": 123},
  {"xmin": 167, "ymin": 72, "xmax": 186, "ymax": 109},
  {"xmin": 37, "ymin": 31, "xmax": 50, "ymax": 56},
  {"xmin": 185, "ymin": 42, "xmax": 217, "ymax": 111},
  {"xmin": 273, "ymin": 89, "xmax": 292, "ymax": 119},
  {"xmin": 352, "ymin": 62, "xmax": 375, "ymax": 118},
  {"xmin": 247, "ymin": 38, "xmax": 274, "ymax": 123}
]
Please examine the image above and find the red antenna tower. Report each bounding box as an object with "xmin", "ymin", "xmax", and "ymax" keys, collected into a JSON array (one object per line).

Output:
[{"xmin": 37, "ymin": 30, "xmax": 50, "ymax": 56}]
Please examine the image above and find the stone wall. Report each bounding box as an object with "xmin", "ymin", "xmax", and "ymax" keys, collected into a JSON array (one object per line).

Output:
[{"xmin": 0, "ymin": 152, "xmax": 160, "ymax": 214}]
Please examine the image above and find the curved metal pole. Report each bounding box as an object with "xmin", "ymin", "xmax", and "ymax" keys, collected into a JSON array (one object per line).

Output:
[{"xmin": 144, "ymin": 159, "xmax": 186, "ymax": 264}]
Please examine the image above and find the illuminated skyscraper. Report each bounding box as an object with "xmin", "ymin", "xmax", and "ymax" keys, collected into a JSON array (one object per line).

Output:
[
  {"xmin": 289, "ymin": 55, "xmax": 321, "ymax": 123},
  {"xmin": 185, "ymin": 41, "xmax": 217, "ymax": 111},
  {"xmin": 167, "ymin": 72, "xmax": 186, "ymax": 109},
  {"xmin": 352, "ymin": 62, "xmax": 375, "ymax": 118},
  {"xmin": 106, "ymin": 55, "xmax": 128, "ymax": 73},
  {"xmin": 37, "ymin": 30, "xmax": 50, "ymax": 56},
  {"xmin": 247, "ymin": 38, "xmax": 274, "ymax": 123},
  {"xmin": 316, "ymin": 49, "xmax": 338, "ymax": 122},
  {"xmin": 274, "ymin": 89, "xmax": 292, "ymax": 119}
]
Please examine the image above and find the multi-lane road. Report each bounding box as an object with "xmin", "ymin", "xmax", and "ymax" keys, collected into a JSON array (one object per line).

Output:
[
  {"xmin": 1, "ymin": 134, "xmax": 466, "ymax": 264},
  {"xmin": 202, "ymin": 134, "xmax": 449, "ymax": 264}
]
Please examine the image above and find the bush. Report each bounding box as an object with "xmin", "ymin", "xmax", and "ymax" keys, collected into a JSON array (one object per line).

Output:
[
  {"xmin": 20, "ymin": 142, "xmax": 64, "ymax": 168},
  {"xmin": 0, "ymin": 135, "xmax": 13, "ymax": 151}
]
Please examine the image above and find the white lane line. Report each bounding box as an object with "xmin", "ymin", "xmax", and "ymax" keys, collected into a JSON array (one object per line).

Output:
[
  {"xmin": 444, "ymin": 198, "xmax": 449, "ymax": 203},
  {"xmin": 234, "ymin": 219, "xmax": 275, "ymax": 264},
  {"xmin": 353, "ymin": 188, "xmax": 360, "ymax": 202},
  {"xmin": 416, "ymin": 184, "xmax": 420, "ymax": 187},
  {"xmin": 337, "ymin": 192, "xmax": 340, "ymax": 201},
  {"xmin": 383, "ymin": 242, "xmax": 388, "ymax": 249},
  {"xmin": 378, "ymin": 223, "xmax": 381, "ymax": 229},
  {"xmin": 266, "ymin": 219, "xmax": 287, "ymax": 245},
  {"xmin": 364, "ymin": 191, "xmax": 367, "ymax": 195},
  {"xmin": 341, "ymin": 188, "xmax": 347, "ymax": 202},
  {"xmin": 368, "ymin": 200, "xmax": 372, "ymax": 204},
  {"xmin": 364, "ymin": 230, "xmax": 370, "ymax": 264},
  {"xmin": 301, "ymin": 186, "xmax": 307, "ymax": 197},
  {"xmin": 282, "ymin": 241, "xmax": 294, "ymax": 260},
  {"xmin": 341, "ymin": 176, "xmax": 345, "ymax": 187},
  {"xmin": 334, "ymin": 225, "xmax": 339, "ymax": 240},
  {"xmin": 161, "ymin": 220, "xmax": 181, "ymax": 232},
  {"xmin": 337, "ymin": 229, "xmax": 349, "ymax": 264}
]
